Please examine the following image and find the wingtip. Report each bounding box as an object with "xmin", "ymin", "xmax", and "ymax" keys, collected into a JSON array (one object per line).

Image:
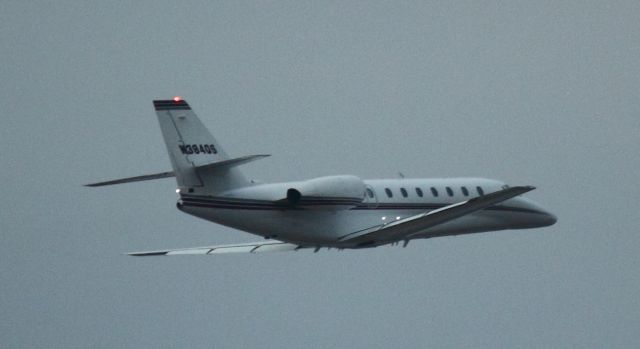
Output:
[{"xmin": 512, "ymin": 185, "xmax": 536, "ymax": 195}]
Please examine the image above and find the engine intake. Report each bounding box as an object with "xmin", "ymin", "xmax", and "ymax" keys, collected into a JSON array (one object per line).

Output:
[{"xmin": 286, "ymin": 188, "xmax": 302, "ymax": 205}]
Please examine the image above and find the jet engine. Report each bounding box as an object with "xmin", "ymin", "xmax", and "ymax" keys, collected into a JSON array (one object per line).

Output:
[{"xmin": 284, "ymin": 175, "xmax": 365, "ymax": 210}]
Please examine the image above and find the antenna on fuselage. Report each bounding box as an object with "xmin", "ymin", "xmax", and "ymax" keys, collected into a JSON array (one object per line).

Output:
[{"xmin": 398, "ymin": 172, "xmax": 405, "ymax": 179}]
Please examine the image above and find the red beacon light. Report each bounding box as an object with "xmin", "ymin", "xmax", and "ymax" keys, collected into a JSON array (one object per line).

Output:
[{"xmin": 173, "ymin": 96, "xmax": 182, "ymax": 102}]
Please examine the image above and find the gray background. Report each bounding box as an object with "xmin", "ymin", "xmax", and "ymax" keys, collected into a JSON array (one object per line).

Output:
[{"xmin": 1, "ymin": 1, "xmax": 639, "ymax": 348}]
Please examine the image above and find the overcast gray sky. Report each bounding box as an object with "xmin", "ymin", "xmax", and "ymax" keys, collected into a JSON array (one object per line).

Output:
[{"xmin": 1, "ymin": 1, "xmax": 639, "ymax": 348}]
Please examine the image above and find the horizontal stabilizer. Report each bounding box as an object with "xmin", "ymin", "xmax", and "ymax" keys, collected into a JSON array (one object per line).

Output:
[
  {"xmin": 128, "ymin": 240, "xmax": 304, "ymax": 256},
  {"xmin": 85, "ymin": 171, "xmax": 175, "ymax": 187},
  {"xmin": 85, "ymin": 154, "xmax": 270, "ymax": 187},
  {"xmin": 196, "ymin": 154, "xmax": 270, "ymax": 172}
]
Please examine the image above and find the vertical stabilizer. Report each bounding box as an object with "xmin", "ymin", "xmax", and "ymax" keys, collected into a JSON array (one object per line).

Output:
[{"xmin": 153, "ymin": 98, "xmax": 248, "ymax": 194}]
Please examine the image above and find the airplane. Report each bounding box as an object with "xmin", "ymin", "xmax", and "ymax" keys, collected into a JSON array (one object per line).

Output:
[{"xmin": 86, "ymin": 97, "xmax": 557, "ymax": 256}]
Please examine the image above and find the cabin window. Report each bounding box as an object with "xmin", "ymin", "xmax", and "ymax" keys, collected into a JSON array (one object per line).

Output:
[
  {"xmin": 461, "ymin": 186, "xmax": 469, "ymax": 196},
  {"xmin": 415, "ymin": 188, "xmax": 423, "ymax": 197},
  {"xmin": 476, "ymin": 186, "xmax": 484, "ymax": 196},
  {"xmin": 430, "ymin": 187, "xmax": 439, "ymax": 197},
  {"xmin": 400, "ymin": 188, "xmax": 408, "ymax": 198},
  {"xmin": 385, "ymin": 188, "xmax": 393, "ymax": 198},
  {"xmin": 366, "ymin": 188, "xmax": 374, "ymax": 198},
  {"xmin": 446, "ymin": 186, "xmax": 454, "ymax": 196}
]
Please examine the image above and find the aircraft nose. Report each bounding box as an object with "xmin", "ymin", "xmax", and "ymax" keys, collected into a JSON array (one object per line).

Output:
[
  {"xmin": 511, "ymin": 197, "xmax": 557, "ymax": 228},
  {"xmin": 527, "ymin": 201, "xmax": 557, "ymax": 227},
  {"xmin": 537, "ymin": 210, "xmax": 557, "ymax": 227}
]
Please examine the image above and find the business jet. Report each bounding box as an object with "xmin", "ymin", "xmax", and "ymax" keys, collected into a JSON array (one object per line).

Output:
[{"xmin": 87, "ymin": 97, "xmax": 556, "ymax": 255}]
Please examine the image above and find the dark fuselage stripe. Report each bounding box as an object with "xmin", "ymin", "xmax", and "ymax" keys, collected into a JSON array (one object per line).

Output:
[{"xmin": 179, "ymin": 199, "xmax": 544, "ymax": 215}]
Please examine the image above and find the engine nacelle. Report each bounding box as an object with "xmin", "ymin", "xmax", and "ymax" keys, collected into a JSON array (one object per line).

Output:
[{"xmin": 285, "ymin": 175, "xmax": 365, "ymax": 210}]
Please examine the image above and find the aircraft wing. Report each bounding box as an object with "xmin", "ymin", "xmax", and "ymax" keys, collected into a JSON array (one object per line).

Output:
[
  {"xmin": 339, "ymin": 186, "xmax": 535, "ymax": 246},
  {"xmin": 128, "ymin": 240, "xmax": 304, "ymax": 256}
]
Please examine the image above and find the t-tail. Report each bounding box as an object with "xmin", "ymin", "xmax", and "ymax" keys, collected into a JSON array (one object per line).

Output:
[{"xmin": 85, "ymin": 98, "xmax": 269, "ymax": 193}]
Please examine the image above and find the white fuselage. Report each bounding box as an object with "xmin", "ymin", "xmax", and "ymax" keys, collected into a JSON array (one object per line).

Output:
[
  {"xmin": 89, "ymin": 99, "xmax": 557, "ymax": 255},
  {"xmin": 177, "ymin": 177, "xmax": 556, "ymax": 248}
]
